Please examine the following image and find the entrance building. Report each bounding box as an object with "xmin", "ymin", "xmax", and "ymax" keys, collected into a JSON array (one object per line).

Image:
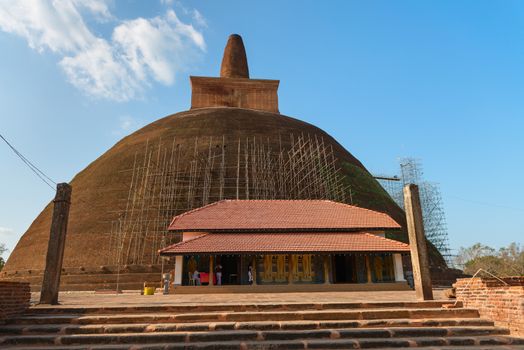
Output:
[{"xmin": 159, "ymin": 200, "xmax": 410, "ymax": 291}]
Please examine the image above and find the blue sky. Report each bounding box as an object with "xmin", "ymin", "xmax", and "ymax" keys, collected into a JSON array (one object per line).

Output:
[{"xmin": 0, "ymin": 1, "xmax": 523, "ymax": 261}]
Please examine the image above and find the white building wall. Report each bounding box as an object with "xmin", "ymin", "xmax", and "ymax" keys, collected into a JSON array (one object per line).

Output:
[
  {"xmin": 393, "ymin": 254, "xmax": 406, "ymax": 282},
  {"xmin": 174, "ymin": 256, "xmax": 183, "ymax": 285}
]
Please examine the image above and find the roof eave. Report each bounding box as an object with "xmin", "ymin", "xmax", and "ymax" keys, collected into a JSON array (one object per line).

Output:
[
  {"xmin": 159, "ymin": 249, "xmax": 411, "ymax": 256},
  {"xmin": 167, "ymin": 226, "xmax": 401, "ymax": 233}
]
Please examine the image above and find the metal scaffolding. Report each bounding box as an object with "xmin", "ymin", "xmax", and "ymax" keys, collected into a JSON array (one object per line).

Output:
[
  {"xmin": 376, "ymin": 158, "xmax": 452, "ymax": 265},
  {"xmin": 108, "ymin": 134, "xmax": 352, "ymax": 266}
]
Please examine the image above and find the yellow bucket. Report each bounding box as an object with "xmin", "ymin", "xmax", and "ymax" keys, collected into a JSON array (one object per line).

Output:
[{"xmin": 144, "ymin": 286, "xmax": 155, "ymax": 295}]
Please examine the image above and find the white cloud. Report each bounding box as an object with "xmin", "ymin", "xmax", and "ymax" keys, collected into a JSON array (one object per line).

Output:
[
  {"xmin": 0, "ymin": 0, "xmax": 205, "ymax": 102},
  {"xmin": 112, "ymin": 10, "xmax": 205, "ymax": 87},
  {"xmin": 160, "ymin": 0, "xmax": 175, "ymax": 6},
  {"xmin": 0, "ymin": 227, "xmax": 13, "ymax": 236},
  {"xmin": 192, "ymin": 9, "xmax": 207, "ymax": 28},
  {"xmin": 112, "ymin": 115, "xmax": 145, "ymax": 136},
  {"xmin": 73, "ymin": 0, "xmax": 114, "ymax": 21}
]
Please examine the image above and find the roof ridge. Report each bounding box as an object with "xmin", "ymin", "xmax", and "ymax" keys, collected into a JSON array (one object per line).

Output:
[
  {"xmin": 168, "ymin": 200, "xmax": 226, "ymax": 227},
  {"xmin": 159, "ymin": 231, "xmax": 411, "ymax": 255},
  {"xmin": 362, "ymin": 232, "xmax": 410, "ymax": 248},
  {"xmin": 217, "ymin": 199, "xmax": 336, "ymax": 202},
  {"xmin": 169, "ymin": 199, "xmax": 401, "ymax": 231},
  {"xmin": 158, "ymin": 233, "xmax": 208, "ymax": 253},
  {"xmin": 329, "ymin": 200, "xmax": 400, "ymax": 224}
]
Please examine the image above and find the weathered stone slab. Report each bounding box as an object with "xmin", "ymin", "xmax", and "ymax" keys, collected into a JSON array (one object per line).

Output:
[
  {"xmin": 187, "ymin": 330, "xmax": 258, "ymax": 342},
  {"xmin": 337, "ymin": 328, "xmax": 392, "ymax": 339},
  {"xmin": 262, "ymin": 329, "xmax": 332, "ymax": 341}
]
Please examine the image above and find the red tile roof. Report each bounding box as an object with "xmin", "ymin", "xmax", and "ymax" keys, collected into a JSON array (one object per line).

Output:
[
  {"xmin": 159, "ymin": 232, "xmax": 410, "ymax": 255},
  {"xmin": 168, "ymin": 200, "xmax": 400, "ymax": 232}
]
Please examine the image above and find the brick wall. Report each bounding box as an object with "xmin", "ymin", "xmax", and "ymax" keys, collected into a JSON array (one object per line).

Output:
[
  {"xmin": 0, "ymin": 281, "xmax": 31, "ymax": 324},
  {"xmin": 190, "ymin": 76, "xmax": 280, "ymax": 113},
  {"xmin": 454, "ymin": 277, "xmax": 524, "ymax": 336}
]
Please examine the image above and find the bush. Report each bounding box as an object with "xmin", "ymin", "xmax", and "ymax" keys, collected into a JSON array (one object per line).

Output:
[
  {"xmin": 454, "ymin": 242, "xmax": 524, "ymax": 277},
  {"xmin": 0, "ymin": 243, "xmax": 7, "ymax": 271}
]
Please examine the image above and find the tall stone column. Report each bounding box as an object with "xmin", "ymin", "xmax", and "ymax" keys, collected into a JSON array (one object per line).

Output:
[
  {"xmin": 209, "ymin": 255, "xmax": 214, "ymax": 286},
  {"xmin": 39, "ymin": 183, "xmax": 72, "ymax": 305},
  {"xmin": 365, "ymin": 255, "xmax": 373, "ymax": 283},
  {"xmin": 403, "ymin": 184, "xmax": 433, "ymax": 300},
  {"xmin": 323, "ymin": 255, "xmax": 331, "ymax": 284},
  {"xmin": 287, "ymin": 254, "xmax": 293, "ymax": 285}
]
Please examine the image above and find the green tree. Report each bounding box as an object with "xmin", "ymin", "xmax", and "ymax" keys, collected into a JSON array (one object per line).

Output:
[
  {"xmin": 455, "ymin": 242, "xmax": 524, "ymax": 277},
  {"xmin": 454, "ymin": 243, "xmax": 495, "ymax": 269},
  {"xmin": 0, "ymin": 243, "xmax": 7, "ymax": 271},
  {"xmin": 497, "ymin": 243, "xmax": 524, "ymax": 276}
]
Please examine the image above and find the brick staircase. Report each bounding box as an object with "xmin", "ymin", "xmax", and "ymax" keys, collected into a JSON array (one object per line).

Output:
[
  {"xmin": 1, "ymin": 272, "xmax": 164, "ymax": 292},
  {"xmin": 1, "ymin": 264, "xmax": 173, "ymax": 292},
  {"xmin": 1, "ymin": 301, "xmax": 523, "ymax": 349}
]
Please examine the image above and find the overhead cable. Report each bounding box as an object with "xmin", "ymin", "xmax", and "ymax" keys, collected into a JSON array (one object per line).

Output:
[{"xmin": 0, "ymin": 132, "xmax": 56, "ymax": 190}]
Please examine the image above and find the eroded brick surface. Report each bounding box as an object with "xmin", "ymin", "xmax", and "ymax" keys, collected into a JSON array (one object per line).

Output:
[
  {"xmin": 0, "ymin": 281, "xmax": 30, "ymax": 324},
  {"xmin": 455, "ymin": 277, "xmax": 524, "ymax": 336}
]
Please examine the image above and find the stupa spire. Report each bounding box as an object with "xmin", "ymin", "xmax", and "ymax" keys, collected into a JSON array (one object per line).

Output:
[
  {"xmin": 190, "ymin": 33, "xmax": 279, "ymax": 113},
  {"xmin": 220, "ymin": 34, "xmax": 249, "ymax": 78}
]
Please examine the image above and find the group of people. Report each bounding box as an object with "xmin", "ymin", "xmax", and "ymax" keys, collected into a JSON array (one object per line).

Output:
[
  {"xmin": 188, "ymin": 256, "xmax": 254, "ymax": 286},
  {"xmin": 191, "ymin": 262, "xmax": 223, "ymax": 285}
]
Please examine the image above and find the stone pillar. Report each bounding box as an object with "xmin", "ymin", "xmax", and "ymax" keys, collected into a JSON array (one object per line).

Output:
[
  {"xmin": 252, "ymin": 256, "xmax": 257, "ymax": 286},
  {"xmin": 287, "ymin": 254, "xmax": 293, "ymax": 285},
  {"xmin": 393, "ymin": 254, "xmax": 406, "ymax": 282},
  {"xmin": 403, "ymin": 184, "xmax": 433, "ymax": 300},
  {"xmin": 365, "ymin": 255, "xmax": 373, "ymax": 283},
  {"xmin": 323, "ymin": 255, "xmax": 331, "ymax": 284},
  {"xmin": 209, "ymin": 255, "xmax": 214, "ymax": 286},
  {"xmin": 174, "ymin": 256, "xmax": 183, "ymax": 285},
  {"xmin": 39, "ymin": 183, "xmax": 72, "ymax": 305}
]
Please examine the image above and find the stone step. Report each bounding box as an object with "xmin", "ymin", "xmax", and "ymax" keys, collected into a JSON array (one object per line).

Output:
[
  {"xmin": 7, "ymin": 315, "xmax": 79, "ymax": 325},
  {"xmin": 0, "ymin": 334, "xmax": 522, "ymax": 349},
  {"xmin": 10, "ymin": 308, "xmax": 480, "ymax": 325},
  {"xmin": 28, "ymin": 300, "xmax": 457, "ymax": 315},
  {"xmin": 1, "ymin": 264, "xmax": 170, "ymax": 278},
  {"xmin": 0, "ymin": 326, "xmax": 511, "ymax": 346},
  {"xmin": 377, "ymin": 347, "xmax": 524, "ymax": 350},
  {"xmin": 27, "ymin": 282, "xmax": 146, "ymax": 292},
  {"xmin": 172, "ymin": 283, "xmax": 412, "ymax": 294},
  {"xmin": 2, "ymin": 344, "xmax": 523, "ymax": 350},
  {"xmin": 8, "ymin": 282, "xmax": 147, "ymax": 293},
  {"xmin": 0, "ymin": 318, "xmax": 495, "ymax": 335},
  {"xmin": 57, "ymin": 282, "xmax": 146, "ymax": 292},
  {"xmin": 2, "ymin": 272, "xmax": 163, "ymax": 284},
  {"xmin": 2, "ymin": 272, "xmax": 166, "ymax": 292}
]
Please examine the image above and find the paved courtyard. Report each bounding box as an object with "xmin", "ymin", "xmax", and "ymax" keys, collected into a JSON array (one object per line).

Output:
[{"xmin": 30, "ymin": 289, "xmax": 450, "ymax": 309}]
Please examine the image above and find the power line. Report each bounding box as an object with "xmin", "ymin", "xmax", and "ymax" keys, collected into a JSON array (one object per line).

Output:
[{"xmin": 0, "ymin": 132, "xmax": 56, "ymax": 190}]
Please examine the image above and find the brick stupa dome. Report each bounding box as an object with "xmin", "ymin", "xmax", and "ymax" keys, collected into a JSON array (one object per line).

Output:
[{"xmin": 2, "ymin": 34, "xmax": 445, "ymax": 290}]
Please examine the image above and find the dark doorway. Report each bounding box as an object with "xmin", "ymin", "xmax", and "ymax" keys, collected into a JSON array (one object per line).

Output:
[
  {"xmin": 333, "ymin": 255, "xmax": 357, "ymax": 283},
  {"xmin": 217, "ymin": 255, "xmax": 240, "ymax": 285}
]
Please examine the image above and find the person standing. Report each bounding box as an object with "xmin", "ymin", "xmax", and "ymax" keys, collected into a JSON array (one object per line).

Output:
[
  {"xmin": 248, "ymin": 265, "xmax": 253, "ymax": 285},
  {"xmin": 188, "ymin": 256, "xmax": 197, "ymax": 275},
  {"xmin": 193, "ymin": 269, "xmax": 201, "ymax": 286},
  {"xmin": 215, "ymin": 262, "xmax": 223, "ymax": 285}
]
